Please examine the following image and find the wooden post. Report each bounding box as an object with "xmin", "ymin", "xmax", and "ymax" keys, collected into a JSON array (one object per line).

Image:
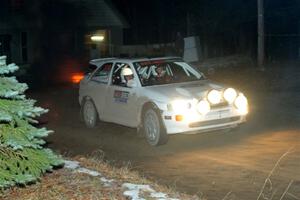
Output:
[{"xmin": 257, "ymin": 0, "xmax": 265, "ymax": 69}]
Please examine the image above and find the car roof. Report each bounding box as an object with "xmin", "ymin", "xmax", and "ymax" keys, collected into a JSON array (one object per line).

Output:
[{"xmin": 89, "ymin": 56, "xmax": 182, "ymax": 65}]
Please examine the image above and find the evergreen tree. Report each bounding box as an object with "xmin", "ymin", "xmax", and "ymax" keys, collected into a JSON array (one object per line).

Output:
[{"xmin": 0, "ymin": 55, "xmax": 63, "ymax": 187}]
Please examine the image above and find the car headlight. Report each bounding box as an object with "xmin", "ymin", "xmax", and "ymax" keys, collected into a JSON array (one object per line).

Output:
[
  {"xmin": 223, "ymin": 88, "xmax": 237, "ymax": 103},
  {"xmin": 170, "ymin": 100, "xmax": 191, "ymax": 113},
  {"xmin": 234, "ymin": 94, "xmax": 248, "ymax": 115},
  {"xmin": 207, "ymin": 89, "xmax": 221, "ymax": 104},
  {"xmin": 197, "ymin": 100, "xmax": 210, "ymax": 115}
]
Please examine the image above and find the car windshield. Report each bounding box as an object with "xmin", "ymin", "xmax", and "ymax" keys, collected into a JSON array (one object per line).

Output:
[{"xmin": 133, "ymin": 59, "xmax": 205, "ymax": 86}]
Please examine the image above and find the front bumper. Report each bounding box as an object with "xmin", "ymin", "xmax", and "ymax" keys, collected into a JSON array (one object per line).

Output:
[{"xmin": 162, "ymin": 106, "xmax": 246, "ymax": 134}]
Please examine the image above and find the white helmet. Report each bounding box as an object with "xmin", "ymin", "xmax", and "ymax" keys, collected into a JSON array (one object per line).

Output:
[{"xmin": 121, "ymin": 67, "xmax": 133, "ymax": 76}]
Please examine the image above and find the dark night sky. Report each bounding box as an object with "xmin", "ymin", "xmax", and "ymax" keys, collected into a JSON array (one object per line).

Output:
[
  {"xmin": 112, "ymin": 0, "xmax": 300, "ymax": 46},
  {"xmin": 1, "ymin": 0, "xmax": 299, "ymax": 63}
]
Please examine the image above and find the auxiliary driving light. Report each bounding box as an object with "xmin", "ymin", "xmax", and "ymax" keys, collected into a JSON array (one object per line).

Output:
[
  {"xmin": 170, "ymin": 100, "xmax": 191, "ymax": 113},
  {"xmin": 223, "ymin": 88, "xmax": 237, "ymax": 103},
  {"xmin": 197, "ymin": 100, "xmax": 210, "ymax": 115},
  {"xmin": 207, "ymin": 90, "xmax": 222, "ymax": 104},
  {"xmin": 234, "ymin": 94, "xmax": 248, "ymax": 115}
]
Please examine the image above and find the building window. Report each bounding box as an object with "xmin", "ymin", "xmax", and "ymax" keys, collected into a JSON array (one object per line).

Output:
[{"xmin": 21, "ymin": 32, "xmax": 28, "ymax": 62}]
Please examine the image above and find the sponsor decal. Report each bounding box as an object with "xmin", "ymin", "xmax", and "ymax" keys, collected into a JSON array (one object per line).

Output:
[{"xmin": 113, "ymin": 90, "xmax": 129, "ymax": 103}]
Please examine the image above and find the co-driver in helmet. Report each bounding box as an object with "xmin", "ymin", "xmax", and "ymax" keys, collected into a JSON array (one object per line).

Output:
[{"xmin": 121, "ymin": 67, "xmax": 136, "ymax": 87}]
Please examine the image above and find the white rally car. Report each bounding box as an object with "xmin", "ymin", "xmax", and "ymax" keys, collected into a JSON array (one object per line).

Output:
[{"xmin": 79, "ymin": 57, "xmax": 248, "ymax": 146}]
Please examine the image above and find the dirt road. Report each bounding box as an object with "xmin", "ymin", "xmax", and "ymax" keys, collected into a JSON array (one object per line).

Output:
[{"xmin": 32, "ymin": 63, "xmax": 300, "ymax": 199}]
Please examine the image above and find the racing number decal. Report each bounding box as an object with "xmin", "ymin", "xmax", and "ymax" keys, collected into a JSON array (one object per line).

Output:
[{"xmin": 113, "ymin": 90, "xmax": 129, "ymax": 103}]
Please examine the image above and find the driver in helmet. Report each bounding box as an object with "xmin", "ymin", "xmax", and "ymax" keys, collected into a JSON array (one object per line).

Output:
[
  {"xmin": 156, "ymin": 64, "xmax": 167, "ymax": 78},
  {"xmin": 154, "ymin": 64, "xmax": 170, "ymax": 83},
  {"xmin": 121, "ymin": 67, "xmax": 136, "ymax": 87}
]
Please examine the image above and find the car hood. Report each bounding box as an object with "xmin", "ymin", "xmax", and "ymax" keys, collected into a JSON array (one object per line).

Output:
[{"xmin": 142, "ymin": 80, "xmax": 224, "ymax": 102}]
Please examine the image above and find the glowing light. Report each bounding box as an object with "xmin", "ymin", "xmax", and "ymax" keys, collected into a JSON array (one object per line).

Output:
[
  {"xmin": 223, "ymin": 88, "xmax": 237, "ymax": 103},
  {"xmin": 91, "ymin": 35, "xmax": 104, "ymax": 42},
  {"xmin": 171, "ymin": 100, "xmax": 191, "ymax": 113},
  {"xmin": 235, "ymin": 94, "xmax": 248, "ymax": 115},
  {"xmin": 197, "ymin": 100, "xmax": 210, "ymax": 115},
  {"xmin": 175, "ymin": 115, "xmax": 184, "ymax": 121},
  {"xmin": 71, "ymin": 73, "xmax": 84, "ymax": 83},
  {"xmin": 207, "ymin": 90, "xmax": 222, "ymax": 104}
]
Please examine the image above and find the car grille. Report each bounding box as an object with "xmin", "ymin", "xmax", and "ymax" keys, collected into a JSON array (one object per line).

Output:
[
  {"xmin": 210, "ymin": 101, "xmax": 229, "ymax": 109},
  {"xmin": 189, "ymin": 116, "xmax": 241, "ymax": 128}
]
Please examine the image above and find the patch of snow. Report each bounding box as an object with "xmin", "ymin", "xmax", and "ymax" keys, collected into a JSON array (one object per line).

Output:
[
  {"xmin": 100, "ymin": 177, "xmax": 114, "ymax": 187},
  {"xmin": 103, "ymin": 183, "xmax": 112, "ymax": 187},
  {"xmin": 64, "ymin": 160, "xmax": 178, "ymax": 200},
  {"xmin": 100, "ymin": 177, "xmax": 112, "ymax": 182},
  {"xmin": 76, "ymin": 167, "xmax": 101, "ymax": 177},
  {"xmin": 64, "ymin": 160, "xmax": 80, "ymax": 169},
  {"xmin": 150, "ymin": 192, "xmax": 167, "ymax": 198},
  {"xmin": 124, "ymin": 189, "xmax": 143, "ymax": 200},
  {"xmin": 122, "ymin": 183, "xmax": 154, "ymax": 200},
  {"xmin": 122, "ymin": 183, "xmax": 178, "ymax": 200},
  {"xmin": 123, "ymin": 183, "xmax": 155, "ymax": 193}
]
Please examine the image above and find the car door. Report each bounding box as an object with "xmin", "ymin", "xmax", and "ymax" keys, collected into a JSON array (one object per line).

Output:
[
  {"xmin": 87, "ymin": 62, "xmax": 113, "ymax": 121},
  {"xmin": 104, "ymin": 62, "xmax": 139, "ymax": 127}
]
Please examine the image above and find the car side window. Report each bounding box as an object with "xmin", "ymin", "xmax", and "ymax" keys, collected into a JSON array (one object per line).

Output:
[
  {"xmin": 90, "ymin": 63, "xmax": 113, "ymax": 84},
  {"xmin": 87, "ymin": 64, "xmax": 97, "ymax": 74},
  {"xmin": 111, "ymin": 63, "xmax": 134, "ymax": 87}
]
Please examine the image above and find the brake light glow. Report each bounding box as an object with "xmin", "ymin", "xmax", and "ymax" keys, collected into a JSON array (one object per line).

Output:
[{"xmin": 71, "ymin": 73, "xmax": 84, "ymax": 83}]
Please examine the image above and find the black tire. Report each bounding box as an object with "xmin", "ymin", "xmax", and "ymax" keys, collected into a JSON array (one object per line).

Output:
[
  {"xmin": 142, "ymin": 104, "xmax": 168, "ymax": 146},
  {"xmin": 81, "ymin": 99, "xmax": 98, "ymax": 128}
]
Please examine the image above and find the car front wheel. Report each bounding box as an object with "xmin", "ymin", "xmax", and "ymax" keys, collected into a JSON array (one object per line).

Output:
[
  {"xmin": 82, "ymin": 99, "xmax": 98, "ymax": 128},
  {"xmin": 142, "ymin": 105, "xmax": 168, "ymax": 146}
]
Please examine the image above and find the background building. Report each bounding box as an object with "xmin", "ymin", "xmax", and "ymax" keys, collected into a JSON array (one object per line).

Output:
[{"xmin": 0, "ymin": 0, "xmax": 127, "ymax": 83}]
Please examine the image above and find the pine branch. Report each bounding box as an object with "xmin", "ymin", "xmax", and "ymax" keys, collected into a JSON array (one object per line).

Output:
[
  {"xmin": 0, "ymin": 55, "xmax": 63, "ymax": 188},
  {"xmin": 0, "ymin": 99, "xmax": 48, "ymax": 123},
  {"xmin": 0, "ymin": 146, "xmax": 63, "ymax": 188},
  {"xmin": 0, "ymin": 56, "xmax": 19, "ymax": 74},
  {"xmin": 0, "ymin": 123, "xmax": 53, "ymax": 150},
  {"xmin": 0, "ymin": 77, "xmax": 28, "ymax": 99}
]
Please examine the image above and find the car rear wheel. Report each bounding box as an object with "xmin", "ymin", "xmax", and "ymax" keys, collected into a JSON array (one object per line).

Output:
[
  {"xmin": 82, "ymin": 99, "xmax": 98, "ymax": 128},
  {"xmin": 142, "ymin": 105, "xmax": 168, "ymax": 146}
]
